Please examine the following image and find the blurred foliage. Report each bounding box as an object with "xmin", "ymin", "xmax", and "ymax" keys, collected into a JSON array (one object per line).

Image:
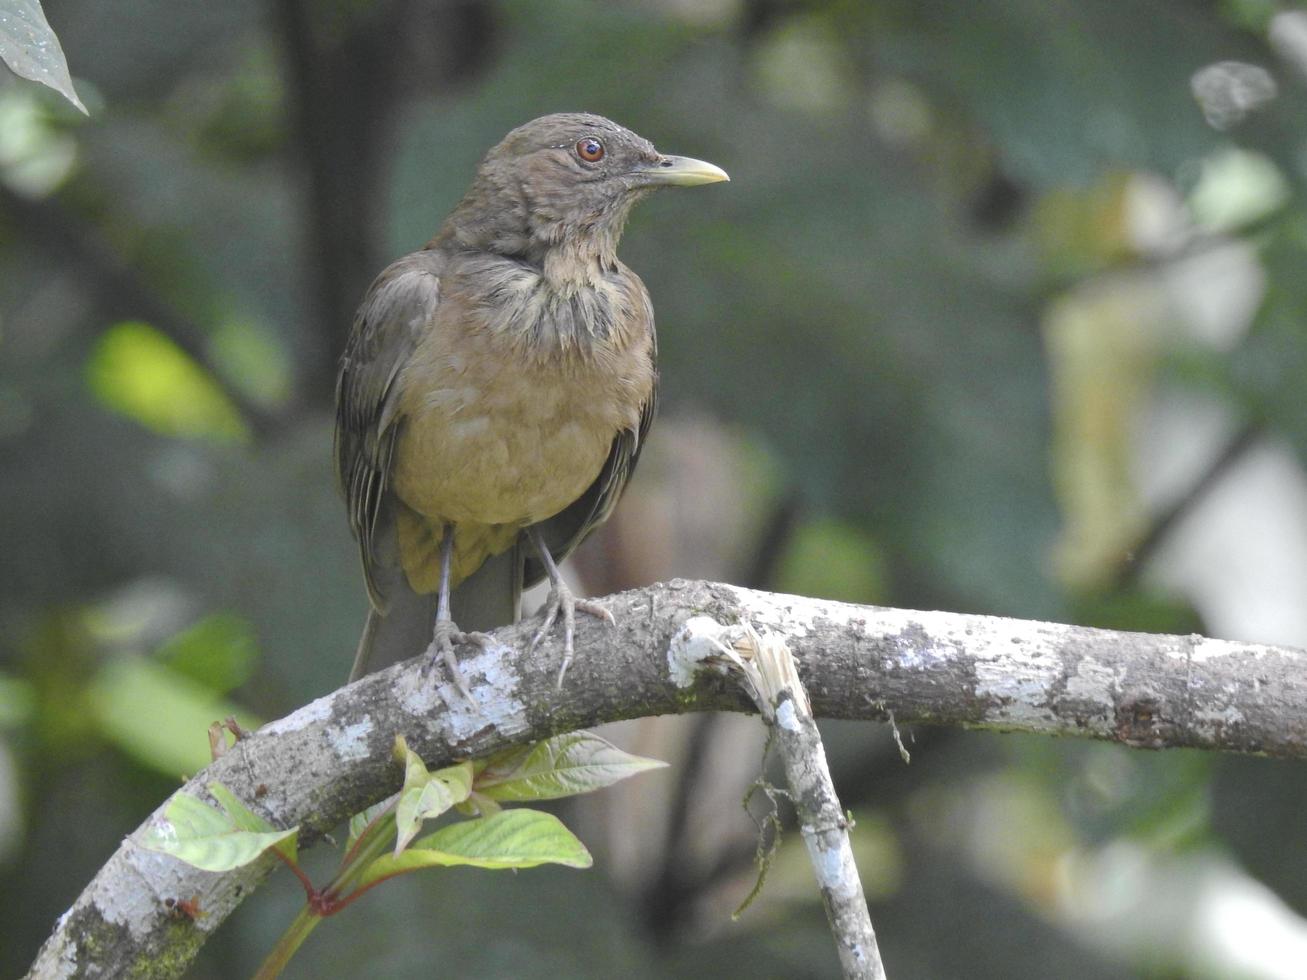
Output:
[
  {"xmin": 5, "ymin": 0, "xmax": 1307, "ymax": 977},
  {"xmin": 776, "ymin": 517, "xmax": 887, "ymax": 605},
  {"xmin": 86, "ymin": 320, "xmax": 248, "ymax": 442}
]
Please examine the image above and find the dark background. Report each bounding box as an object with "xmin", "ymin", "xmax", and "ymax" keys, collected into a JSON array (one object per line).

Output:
[{"xmin": 4, "ymin": 0, "xmax": 1307, "ymax": 976}]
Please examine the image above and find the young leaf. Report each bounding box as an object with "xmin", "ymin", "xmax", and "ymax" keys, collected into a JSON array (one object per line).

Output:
[
  {"xmin": 393, "ymin": 736, "xmax": 473, "ymax": 854},
  {"xmin": 475, "ymin": 732, "xmax": 667, "ymax": 802},
  {"xmin": 209, "ymin": 782, "xmax": 296, "ymax": 864},
  {"xmin": 140, "ymin": 792, "xmax": 298, "ymax": 872},
  {"xmin": 456, "ymin": 792, "xmax": 503, "ymax": 818},
  {"xmin": 209, "ymin": 782, "xmax": 274, "ymax": 832},
  {"xmin": 348, "ymin": 796, "xmax": 396, "ymax": 851},
  {"xmin": 354, "ymin": 809, "xmax": 592, "ymax": 889}
]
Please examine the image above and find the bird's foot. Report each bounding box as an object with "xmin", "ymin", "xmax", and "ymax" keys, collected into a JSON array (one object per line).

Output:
[
  {"xmin": 528, "ymin": 580, "xmax": 615, "ymax": 688},
  {"xmin": 424, "ymin": 621, "xmax": 492, "ymax": 705}
]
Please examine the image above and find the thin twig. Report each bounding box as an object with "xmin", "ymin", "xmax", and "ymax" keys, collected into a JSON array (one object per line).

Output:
[{"xmin": 716, "ymin": 625, "xmax": 886, "ymax": 979}]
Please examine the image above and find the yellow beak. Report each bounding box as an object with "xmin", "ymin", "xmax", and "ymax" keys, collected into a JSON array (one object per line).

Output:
[{"xmin": 640, "ymin": 155, "xmax": 730, "ymax": 187}]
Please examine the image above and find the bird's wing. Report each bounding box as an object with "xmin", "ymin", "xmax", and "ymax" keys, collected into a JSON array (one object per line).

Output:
[
  {"xmin": 334, "ymin": 249, "xmax": 445, "ymax": 611},
  {"xmin": 524, "ymin": 334, "xmax": 658, "ymax": 588}
]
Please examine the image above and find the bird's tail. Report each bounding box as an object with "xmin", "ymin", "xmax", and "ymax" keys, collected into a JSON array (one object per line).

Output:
[
  {"xmin": 349, "ymin": 539, "xmax": 524, "ymax": 682},
  {"xmin": 452, "ymin": 539, "xmax": 524, "ymax": 633},
  {"xmin": 349, "ymin": 585, "xmax": 437, "ymax": 682}
]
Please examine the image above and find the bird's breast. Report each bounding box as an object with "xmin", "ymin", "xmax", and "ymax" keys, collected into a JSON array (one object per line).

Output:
[{"xmin": 390, "ymin": 265, "xmax": 655, "ymax": 529}]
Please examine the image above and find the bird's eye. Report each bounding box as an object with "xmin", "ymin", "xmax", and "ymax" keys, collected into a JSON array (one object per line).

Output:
[{"xmin": 575, "ymin": 137, "xmax": 605, "ymax": 163}]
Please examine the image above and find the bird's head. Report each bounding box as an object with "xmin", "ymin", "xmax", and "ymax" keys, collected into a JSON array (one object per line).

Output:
[{"xmin": 443, "ymin": 112, "xmax": 728, "ymax": 272}]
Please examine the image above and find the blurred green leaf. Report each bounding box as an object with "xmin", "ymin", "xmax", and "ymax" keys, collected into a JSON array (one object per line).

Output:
[
  {"xmin": 1030, "ymin": 741, "xmax": 1215, "ymax": 852},
  {"xmin": 1218, "ymin": 0, "xmax": 1278, "ymax": 32},
  {"xmin": 1044, "ymin": 283, "xmax": 1157, "ymax": 589},
  {"xmin": 208, "ymin": 318, "xmax": 292, "ymax": 407},
  {"xmin": 751, "ymin": 14, "xmax": 854, "ymax": 115},
  {"xmin": 1186, "ymin": 147, "xmax": 1289, "ymax": 233},
  {"xmin": 474, "ymin": 732, "xmax": 666, "ymax": 803},
  {"xmin": 0, "ymin": 674, "xmax": 36, "ymax": 728},
  {"xmin": 1033, "ymin": 173, "xmax": 1138, "ymax": 279},
  {"xmin": 1067, "ymin": 590, "xmax": 1204, "ymax": 635},
  {"xmin": 0, "ymin": 85, "xmax": 77, "ymax": 195},
  {"xmin": 167, "ymin": 42, "xmax": 286, "ymax": 162},
  {"xmin": 1230, "ymin": 220, "xmax": 1307, "ymax": 460},
  {"xmin": 85, "ymin": 321, "xmax": 248, "ymax": 444},
  {"xmin": 155, "ymin": 613, "xmax": 258, "ymax": 694},
  {"xmin": 776, "ymin": 518, "xmax": 887, "ymax": 605},
  {"xmin": 87, "ymin": 655, "xmax": 260, "ymax": 777},
  {"xmin": 356, "ymin": 809, "xmax": 592, "ymax": 888},
  {"xmin": 0, "ymin": 0, "xmax": 87, "ymax": 114},
  {"xmin": 140, "ymin": 788, "xmax": 297, "ymax": 872}
]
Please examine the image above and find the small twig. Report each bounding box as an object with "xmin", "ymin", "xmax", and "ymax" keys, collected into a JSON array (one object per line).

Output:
[
  {"xmin": 885, "ymin": 709, "xmax": 911, "ymax": 766},
  {"xmin": 709, "ymin": 623, "xmax": 887, "ymax": 980},
  {"xmin": 734, "ymin": 768, "xmax": 787, "ymax": 919}
]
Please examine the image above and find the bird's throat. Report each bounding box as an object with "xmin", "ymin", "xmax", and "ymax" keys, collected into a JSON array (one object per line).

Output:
[{"xmin": 541, "ymin": 238, "xmax": 615, "ymax": 295}]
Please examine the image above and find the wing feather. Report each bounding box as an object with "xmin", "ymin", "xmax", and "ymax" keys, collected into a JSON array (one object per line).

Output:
[{"xmin": 333, "ymin": 250, "xmax": 445, "ymax": 609}]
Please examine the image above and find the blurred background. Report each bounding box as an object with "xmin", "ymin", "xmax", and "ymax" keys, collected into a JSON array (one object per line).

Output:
[{"xmin": 4, "ymin": 0, "xmax": 1307, "ymax": 976}]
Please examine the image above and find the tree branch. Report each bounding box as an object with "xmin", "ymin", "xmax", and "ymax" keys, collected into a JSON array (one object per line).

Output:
[
  {"xmin": 26, "ymin": 580, "xmax": 1307, "ymax": 978},
  {"xmin": 687, "ymin": 622, "xmax": 886, "ymax": 978}
]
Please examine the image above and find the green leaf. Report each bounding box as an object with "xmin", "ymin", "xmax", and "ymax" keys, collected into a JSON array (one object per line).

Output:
[
  {"xmin": 156, "ymin": 614, "xmax": 258, "ymax": 694},
  {"xmin": 85, "ymin": 321, "xmax": 248, "ymax": 444},
  {"xmin": 0, "ymin": 86, "xmax": 77, "ymax": 196},
  {"xmin": 475, "ymin": 732, "xmax": 667, "ymax": 802},
  {"xmin": 0, "ymin": 673, "xmax": 36, "ymax": 728},
  {"xmin": 456, "ymin": 792, "xmax": 503, "ymax": 818},
  {"xmin": 140, "ymin": 791, "xmax": 298, "ymax": 872},
  {"xmin": 208, "ymin": 318, "xmax": 292, "ymax": 407},
  {"xmin": 348, "ymin": 797, "xmax": 395, "ymax": 851},
  {"xmin": 777, "ymin": 518, "xmax": 887, "ymax": 605},
  {"xmin": 87, "ymin": 654, "xmax": 261, "ymax": 777},
  {"xmin": 354, "ymin": 809, "xmax": 592, "ymax": 889},
  {"xmin": 208, "ymin": 782, "xmax": 274, "ymax": 832},
  {"xmin": 393, "ymin": 736, "xmax": 473, "ymax": 854},
  {"xmin": 0, "ymin": 0, "xmax": 87, "ymax": 113},
  {"xmin": 209, "ymin": 781, "xmax": 296, "ymax": 864}
]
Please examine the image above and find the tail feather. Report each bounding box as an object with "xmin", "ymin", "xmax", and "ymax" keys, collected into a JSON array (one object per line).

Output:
[
  {"xmin": 350, "ymin": 537, "xmax": 524, "ymax": 682},
  {"xmin": 451, "ymin": 539, "xmax": 524, "ymax": 633},
  {"xmin": 349, "ymin": 585, "xmax": 437, "ymax": 681}
]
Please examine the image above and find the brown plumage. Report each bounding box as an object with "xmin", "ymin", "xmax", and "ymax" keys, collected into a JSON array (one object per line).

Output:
[{"xmin": 334, "ymin": 113, "xmax": 728, "ymax": 689}]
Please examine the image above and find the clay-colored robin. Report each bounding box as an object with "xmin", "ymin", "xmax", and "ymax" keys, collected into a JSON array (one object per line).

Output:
[{"xmin": 335, "ymin": 113, "xmax": 728, "ymax": 690}]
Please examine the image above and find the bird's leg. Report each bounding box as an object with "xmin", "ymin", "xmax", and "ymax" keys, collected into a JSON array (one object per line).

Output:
[
  {"xmin": 425, "ymin": 523, "xmax": 489, "ymax": 702},
  {"xmin": 526, "ymin": 526, "xmax": 615, "ymax": 687}
]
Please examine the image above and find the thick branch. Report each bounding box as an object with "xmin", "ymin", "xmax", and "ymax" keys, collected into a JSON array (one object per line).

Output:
[{"xmin": 27, "ymin": 580, "xmax": 1307, "ymax": 978}]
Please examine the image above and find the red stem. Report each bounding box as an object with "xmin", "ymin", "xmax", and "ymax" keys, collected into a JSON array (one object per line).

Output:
[{"xmin": 273, "ymin": 849, "xmax": 320, "ymax": 904}]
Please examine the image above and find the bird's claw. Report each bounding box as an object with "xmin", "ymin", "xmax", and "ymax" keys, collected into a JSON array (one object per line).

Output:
[
  {"xmin": 424, "ymin": 622, "xmax": 491, "ymax": 706},
  {"xmin": 529, "ymin": 581, "xmax": 615, "ymax": 688}
]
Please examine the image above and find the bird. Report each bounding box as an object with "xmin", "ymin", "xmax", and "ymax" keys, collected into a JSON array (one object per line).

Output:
[{"xmin": 334, "ymin": 112, "xmax": 728, "ymax": 694}]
